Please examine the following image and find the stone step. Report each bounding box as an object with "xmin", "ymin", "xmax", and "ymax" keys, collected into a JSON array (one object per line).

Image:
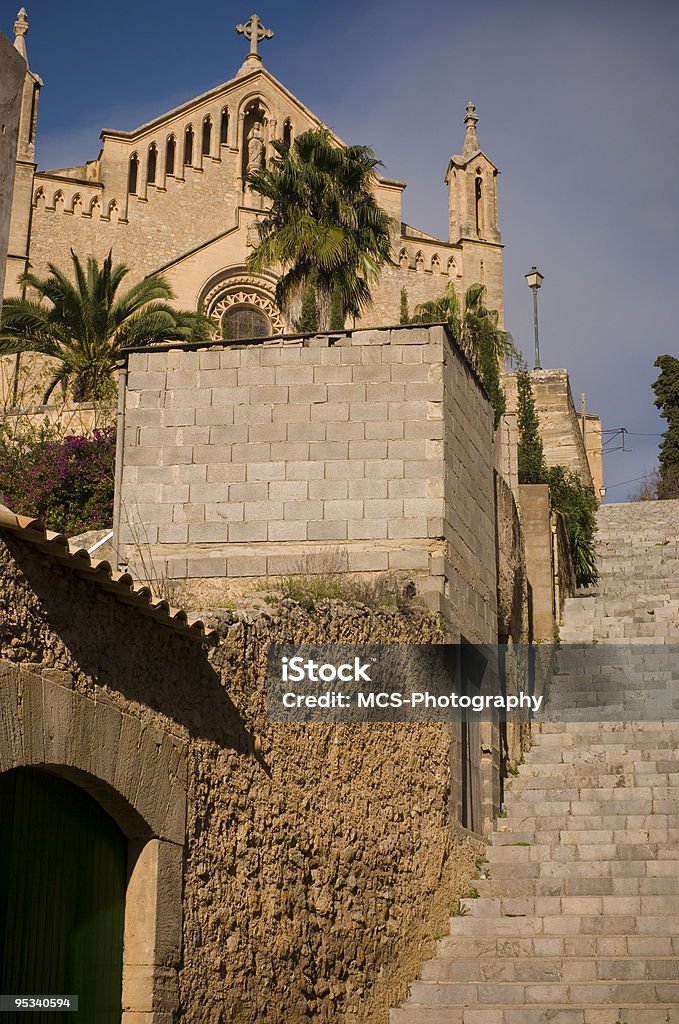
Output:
[
  {"xmin": 405, "ymin": 979, "xmax": 679, "ymax": 1006},
  {"xmin": 487, "ymin": 860, "xmax": 679, "ymax": 880},
  {"xmin": 445, "ymin": 915, "xmax": 679, "ymax": 938},
  {"xmin": 487, "ymin": 845, "xmax": 679, "ymax": 866},
  {"xmin": 420, "ymin": 956, "xmax": 679, "ymax": 983},
  {"xmin": 490, "ymin": 829, "xmax": 679, "ymax": 847},
  {"xmin": 512, "ymin": 774, "xmax": 679, "ymax": 790},
  {"xmin": 391, "ymin": 1005, "xmax": 679, "ymax": 1024},
  {"xmin": 474, "ymin": 877, "xmax": 679, "ymax": 897},
  {"xmin": 498, "ymin": 815, "xmax": 679, "ymax": 831},
  {"xmin": 437, "ymin": 935, "xmax": 679, "ymax": 959},
  {"xmin": 458, "ymin": 895, "xmax": 679, "ymax": 916}
]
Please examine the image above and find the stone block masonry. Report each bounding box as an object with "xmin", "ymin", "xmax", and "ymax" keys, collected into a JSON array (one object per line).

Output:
[{"xmin": 119, "ymin": 324, "xmax": 497, "ymax": 643}]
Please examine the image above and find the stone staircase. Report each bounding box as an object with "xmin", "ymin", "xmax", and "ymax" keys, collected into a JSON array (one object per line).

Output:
[
  {"xmin": 391, "ymin": 500, "xmax": 679, "ymax": 1023},
  {"xmin": 560, "ymin": 500, "xmax": 679, "ymax": 645}
]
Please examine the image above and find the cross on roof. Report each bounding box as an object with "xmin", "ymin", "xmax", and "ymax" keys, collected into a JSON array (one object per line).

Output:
[{"xmin": 235, "ymin": 14, "xmax": 274, "ymax": 60}]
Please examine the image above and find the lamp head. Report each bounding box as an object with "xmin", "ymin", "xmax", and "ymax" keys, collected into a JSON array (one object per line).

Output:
[{"xmin": 525, "ymin": 266, "xmax": 544, "ymax": 290}]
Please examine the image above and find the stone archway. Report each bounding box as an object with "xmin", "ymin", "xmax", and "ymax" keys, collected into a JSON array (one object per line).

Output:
[{"xmin": 0, "ymin": 660, "xmax": 187, "ymax": 1023}]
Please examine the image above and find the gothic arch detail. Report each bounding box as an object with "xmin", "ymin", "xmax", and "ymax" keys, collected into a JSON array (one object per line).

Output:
[{"xmin": 201, "ymin": 273, "xmax": 284, "ymax": 337}]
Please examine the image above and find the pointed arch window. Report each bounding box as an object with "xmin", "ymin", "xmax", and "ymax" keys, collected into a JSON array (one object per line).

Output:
[
  {"xmin": 220, "ymin": 109, "xmax": 229, "ymax": 145},
  {"xmin": 202, "ymin": 117, "xmax": 212, "ymax": 157},
  {"xmin": 184, "ymin": 126, "xmax": 194, "ymax": 167},
  {"xmin": 128, "ymin": 154, "xmax": 139, "ymax": 194},
  {"xmin": 475, "ymin": 174, "xmax": 484, "ymax": 236},
  {"xmin": 147, "ymin": 144, "xmax": 158, "ymax": 184},
  {"xmin": 166, "ymin": 136, "xmax": 176, "ymax": 176},
  {"xmin": 283, "ymin": 119, "xmax": 293, "ymax": 148}
]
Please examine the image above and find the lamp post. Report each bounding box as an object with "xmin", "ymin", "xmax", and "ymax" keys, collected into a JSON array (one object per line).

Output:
[{"xmin": 525, "ymin": 266, "xmax": 544, "ymax": 370}]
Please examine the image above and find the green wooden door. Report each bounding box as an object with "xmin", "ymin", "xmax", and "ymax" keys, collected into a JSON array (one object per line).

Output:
[{"xmin": 0, "ymin": 768, "xmax": 126, "ymax": 1023}]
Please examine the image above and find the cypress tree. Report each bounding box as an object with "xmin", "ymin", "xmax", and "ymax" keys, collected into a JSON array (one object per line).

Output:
[
  {"xmin": 399, "ymin": 287, "xmax": 410, "ymax": 325},
  {"xmin": 329, "ymin": 287, "xmax": 345, "ymax": 331},
  {"xmin": 297, "ymin": 278, "xmax": 319, "ymax": 333},
  {"xmin": 652, "ymin": 355, "xmax": 679, "ymax": 499},
  {"xmin": 516, "ymin": 370, "xmax": 547, "ymax": 484}
]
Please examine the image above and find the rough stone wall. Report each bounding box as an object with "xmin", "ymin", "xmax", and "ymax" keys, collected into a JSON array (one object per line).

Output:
[
  {"xmin": 119, "ymin": 324, "xmax": 497, "ymax": 644},
  {"xmin": 0, "ymin": 532, "xmax": 483, "ymax": 1024},
  {"xmin": 0, "ymin": 33, "xmax": 24, "ymax": 314}
]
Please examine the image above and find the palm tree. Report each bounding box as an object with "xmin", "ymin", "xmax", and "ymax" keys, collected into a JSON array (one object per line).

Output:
[
  {"xmin": 413, "ymin": 282, "xmax": 515, "ymax": 365},
  {"xmin": 413, "ymin": 282, "xmax": 516, "ymax": 427},
  {"xmin": 246, "ymin": 127, "xmax": 394, "ymax": 330},
  {"xmin": 0, "ymin": 250, "xmax": 212, "ymax": 403}
]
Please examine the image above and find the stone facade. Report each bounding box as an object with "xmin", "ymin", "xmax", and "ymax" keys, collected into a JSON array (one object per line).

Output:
[
  {"xmin": 2, "ymin": 11, "xmax": 504, "ymax": 405},
  {"xmin": 503, "ymin": 368, "xmax": 603, "ymax": 491},
  {"xmin": 0, "ymin": 525, "xmax": 491, "ymax": 1024},
  {"xmin": 0, "ymin": 24, "xmax": 25, "ymax": 319},
  {"xmin": 118, "ymin": 323, "xmax": 498, "ymax": 645}
]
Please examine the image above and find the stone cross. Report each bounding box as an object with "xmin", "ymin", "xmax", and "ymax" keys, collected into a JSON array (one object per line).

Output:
[{"xmin": 235, "ymin": 14, "xmax": 273, "ymax": 59}]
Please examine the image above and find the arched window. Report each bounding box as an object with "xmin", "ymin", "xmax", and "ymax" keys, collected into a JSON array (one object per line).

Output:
[
  {"xmin": 222, "ymin": 305, "xmax": 271, "ymax": 341},
  {"xmin": 283, "ymin": 119, "xmax": 293, "ymax": 148},
  {"xmin": 399, "ymin": 249, "xmax": 409, "ymax": 269},
  {"xmin": 147, "ymin": 144, "xmax": 158, "ymax": 184},
  {"xmin": 90, "ymin": 197, "xmax": 101, "ymax": 220},
  {"xmin": 184, "ymin": 126, "xmax": 194, "ymax": 167},
  {"xmin": 447, "ymin": 256, "xmax": 457, "ymax": 276},
  {"xmin": 431, "ymin": 254, "xmax": 441, "ymax": 273},
  {"xmin": 165, "ymin": 136, "xmax": 176, "ymax": 176},
  {"xmin": 202, "ymin": 117, "xmax": 212, "ymax": 157},
  {"xmin": 109, "ymin": 201, "xmax": 120, "ymax": 223},
  {"xmin": 54, "ymin": 190, "xmax": 65, "ymax": 212},
  {"xmin": 415, "ymin": 251, "xmax": 424, "ymax": 271},
  {"xmin": 71, "ymin": 194, "xmax": 83, "ymax": 216},
  {"xmin": 475, "ymin": 174, "xmax": 484, "ymax": 236},
  {"xmin": 34, "ymin": 187, "xmax": 46, "ymax": 209},
  {"xmin": 128, "ymin": 154, "xmax": 139, "ymax": 194},
  {"xmin": 220, "ymin": 108, "xmax": 229, "ymax": 145}
]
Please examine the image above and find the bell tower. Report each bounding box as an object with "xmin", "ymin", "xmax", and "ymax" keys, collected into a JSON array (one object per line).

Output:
[
  {"xmin": 445, "ymin": 102, "xmax": 504, "ymax": 325},
  {"xmin": 3, "ymin": 8, "xmax": 43, "ymax": 301}
]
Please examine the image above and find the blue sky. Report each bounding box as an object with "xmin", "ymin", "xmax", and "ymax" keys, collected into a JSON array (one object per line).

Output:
[{"xmin": 6, "ymin": 0, "xmax": 679, "ymax": 499}]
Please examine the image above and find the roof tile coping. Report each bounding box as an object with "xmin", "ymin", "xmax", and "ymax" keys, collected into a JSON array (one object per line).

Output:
[{"xmin": 0, "ymin": 505, "xmax": 214, "ymax": 644}]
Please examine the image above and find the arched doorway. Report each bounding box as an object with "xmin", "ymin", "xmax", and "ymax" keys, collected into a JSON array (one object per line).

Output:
[{"xmin": 0, "ymin": 768, "xmax": 126, "ymax": 1023}]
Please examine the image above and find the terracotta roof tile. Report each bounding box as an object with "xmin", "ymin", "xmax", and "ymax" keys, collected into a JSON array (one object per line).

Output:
[{"xmin": 0, "ymin": 505, "xmax": 214, "ymax": 643}]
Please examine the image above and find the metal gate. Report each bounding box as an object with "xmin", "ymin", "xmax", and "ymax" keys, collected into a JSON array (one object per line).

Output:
[{"xmin": 0, "ymin": 768, "xmax": 126, "ymax": 1023}]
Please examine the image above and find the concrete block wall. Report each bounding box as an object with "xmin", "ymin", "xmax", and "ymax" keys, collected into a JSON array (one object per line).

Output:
[{"xmin": 119, "ymin": 324, "xmax": 497, "ymax": 642}]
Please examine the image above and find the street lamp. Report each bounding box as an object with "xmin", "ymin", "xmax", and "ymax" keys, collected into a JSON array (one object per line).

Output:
[{"xmin": 525, "ymin": 266, "xmax": 544, "ymax": 370}]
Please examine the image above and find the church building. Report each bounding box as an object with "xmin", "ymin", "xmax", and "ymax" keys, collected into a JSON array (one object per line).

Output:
[{"xmin": 4, "ymin": 9, "xmax": 504, "ymax": 347}]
